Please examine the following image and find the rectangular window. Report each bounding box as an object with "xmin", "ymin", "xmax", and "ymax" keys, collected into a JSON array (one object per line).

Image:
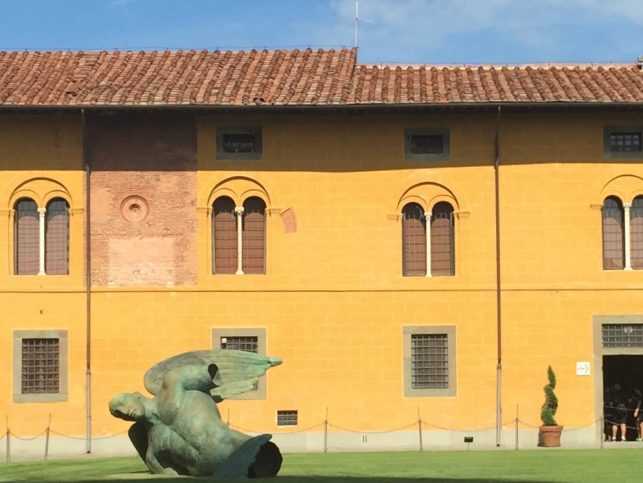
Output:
[
  {"xmin": 277, "ymin": 410, "xmax": 298, "ymax": 426},
  {"xmin": 602, "ymin": 324, "xmax": 643, "ymax": 348},
  {"xmin": 404, "ymin": 326, "xmax": 455, "ymax": 397},
  {"xmin": 405, "ymin": 128, "xmax": 450, "ymax": 161},
  {"xmin": 604, "ymin": 127, "xmax": 643, "ymax": 159},
  {"xmin": 217, "ymin": 128, "xmax": 262, "ymax": 160},
  {"xmin": 14, "ymin": 330, "xmax": 67, "ymax": 402},
  {"xmin": 220, "ymin": 335, "xmax": 259, "ymax": 353},
  {"xmin": 212, "ymin": 328, "xmax": 266, "ymax": 399}
]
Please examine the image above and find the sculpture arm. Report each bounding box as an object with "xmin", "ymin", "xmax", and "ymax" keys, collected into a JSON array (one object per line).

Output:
[{"xmin": 145, "ymin": 447, "xmax": 179, "ymax": 476}]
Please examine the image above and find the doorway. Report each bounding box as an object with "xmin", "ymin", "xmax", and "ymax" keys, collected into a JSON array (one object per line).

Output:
[{"xmin": 602, "ymin": 355, "xmax": 643, "ymax": 441}]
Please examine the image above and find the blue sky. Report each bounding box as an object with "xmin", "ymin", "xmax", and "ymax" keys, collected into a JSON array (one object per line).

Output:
[{"xmin": 0, "ymin": 0, "xmax": 641, "ymax": 64}]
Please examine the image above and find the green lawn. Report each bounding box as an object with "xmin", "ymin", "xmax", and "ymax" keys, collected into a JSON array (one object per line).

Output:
[{"xmin": 1, "ymin": 449, "xmax": 643, "ymax": 482}]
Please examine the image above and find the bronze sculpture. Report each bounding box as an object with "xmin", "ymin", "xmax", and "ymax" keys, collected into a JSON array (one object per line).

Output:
[{"xmin": 109, "ymin": 350, "xmax": 283, "ymax": 479}]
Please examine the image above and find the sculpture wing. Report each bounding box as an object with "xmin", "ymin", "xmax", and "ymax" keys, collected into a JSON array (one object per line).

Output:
[{"xmin": 144, "ymin": 350, "xmax": 281, "ymax": 400}]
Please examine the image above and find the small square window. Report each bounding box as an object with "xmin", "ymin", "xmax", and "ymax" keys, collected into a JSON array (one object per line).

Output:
[
  {"xmin": 604, "ymin": 128, "xmax": 643, "ymax": 159},
  {"xmin": 212, "ymin": 328, "xmax": 266, "ymax": 399},
  {"xmin": 217, "ymin": 128, "xmax": 262, "ymax": 160},
  {"xmin": 277, "ymin": 410, "xmax": 298, "ymax": 426},
  {"xmin": 405, "ymin": 129, "xmax": 450, "ymax": 161},
  {"xmin": 404, "ymin": 326, "xmax": 456, "ymax": 397},
  {"xmin": 14, "ymin": 330, "xmax": 68, "ymax": 403}
]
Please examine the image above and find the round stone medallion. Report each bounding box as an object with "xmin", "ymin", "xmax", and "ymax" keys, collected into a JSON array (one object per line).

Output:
[{"xmin": 120, "ymin": 195, "xmax": 149, "ymax": 223}]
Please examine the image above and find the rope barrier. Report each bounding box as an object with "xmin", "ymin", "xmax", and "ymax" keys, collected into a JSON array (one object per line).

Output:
[
  {"xmin": 328, "ymin": 422, "xmax": 418, "ymax": 434},
  {"xmin": 229, "ymin": 422, "xmax": 324, "ymax": 435},
  {"xmin": 10, "ymin": 430, "xmax": 47, "ymax": 441}
]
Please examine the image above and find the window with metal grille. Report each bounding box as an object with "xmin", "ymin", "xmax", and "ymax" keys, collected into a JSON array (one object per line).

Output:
[
  {"xmin": 431, "ymin": 202, "xmax": 455, "ymax": 276},
  {"xmin": 402, "ymin": 203, "xmax": 426, "ymax": 276},
  {"xmin": 242, "ymin": 197, "xmax": 266, "ymax": 274},
  {"xmin": 602, "ymin": 324, "xmax": 643, "ymax": 348},
  {"xmin": 14, "ymin": 198, "xmax": 40, "ymax": 275},
  {"xmin": 45, "ymin": 198, "xmax": 69, "ymax": 275},
  {"xmin": 217, "ymin": 128, "xmax": 262, "ymax": 160},
  {"xmin": 602, "ymin": 196, "xmax": 625, "ymax": 270},
  {"xmin": 21, "ymin": 338, "xmax": 60, "ymax": 394},
  {"xmin": 213, "ymin": 196, "xmax": 238, "ymax": 274},
  {"xmin": 277, "ymin": 410, "xmax": 298, "ymax": 426},
  {"xmin": 632, "ymin": 196, "xmax": 643, "ymax": 270},
  {"xmin": 607, "ymin": 132, "xmax": 642, "ymax": 153},
  {"xmin": 405, "ymin": 129, "xmax": 450, "ymax": 161},
  {"xmin": 411, "ymin": 333, "xmax": 449, "ymax": 389},
  {"xmin": 219, "ymin": 335, "xmax": 259, "ymax": 353}
]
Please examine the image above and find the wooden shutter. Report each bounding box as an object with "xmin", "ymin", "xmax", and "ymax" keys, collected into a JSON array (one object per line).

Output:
[
  {"xmin": 15, "ymin": 198, "xmax": 39, "ymax": 275},
  {"xmin": 602, "ymin": 197, "xmax": 625, "ymax": 270},
  {"xmin": 402, "ymin": 203, "xmax": 426, "ymax": 276},
  {"xmin": 632, "ymin": 196, "xmax": 643, "ymax": 270},
  {"xmin": 45, "ymin": 199, "xmax": 69, "ymax": 275},
  {"xmin": 242, "ymin": 197, "xmax": 266, "ymax": 274},
  {"xmin": 213, "ymin": 197, "xmax": 237, "ymax": 274},
  {"xmin": 431, "ymin": 202, "xmax": 455, "ymax": 276}
]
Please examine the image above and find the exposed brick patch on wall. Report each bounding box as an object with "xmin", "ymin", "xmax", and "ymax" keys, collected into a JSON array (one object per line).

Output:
[{"xmin": 88, "ymin": 112, "xmax": 197, "ymax": 286}]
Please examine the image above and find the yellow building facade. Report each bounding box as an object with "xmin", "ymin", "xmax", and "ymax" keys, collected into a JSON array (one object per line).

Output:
[{"xmin": 1, "ymin": 51, "xmax": 643, "ymax": 457}]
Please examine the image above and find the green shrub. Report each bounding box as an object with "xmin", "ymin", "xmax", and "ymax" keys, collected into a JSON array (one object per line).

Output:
[{"xmin": 540, "ymin": 366, "xmax": 558, "ymax": 426}]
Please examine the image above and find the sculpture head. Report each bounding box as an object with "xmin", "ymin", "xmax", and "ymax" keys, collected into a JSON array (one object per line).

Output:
[{"xmin": 109, "ymin": 392, "xmax": 148, "ymax": 421}]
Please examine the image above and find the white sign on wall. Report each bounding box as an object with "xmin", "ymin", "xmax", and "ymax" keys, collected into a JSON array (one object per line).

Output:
[{"xmin": 576, "ymin": 361, "xmax": 591, "ymax": 376}]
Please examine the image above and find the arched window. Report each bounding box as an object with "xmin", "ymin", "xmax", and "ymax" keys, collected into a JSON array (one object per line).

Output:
[
  {"xmin": 431, "ymin": 202, "xmax": 455, "ymax": 276},
  {"xmin": 631, "ymin": 196, "xmax": 643, "ymax": 270},
  {"xmin": 212, "ymin": 197, "xmax": 237, "ymax": 274},
  {"xmin": 45, "ymin": 198, "xmax": 69, "ymax": 275},
  {"xmin": 14, "ymin": 198, "xmax": 39, "ymax": 275},
  {"xmin": 402, "ymin": 203, "xmax": 427, "ymax": 276},
  {"xmin": 242, "ymin": 197, "xmax": 266, "ymax": 274},
  {"xmin": 602, "ymin": 196, "xmax": 625, "ymax": 270}
]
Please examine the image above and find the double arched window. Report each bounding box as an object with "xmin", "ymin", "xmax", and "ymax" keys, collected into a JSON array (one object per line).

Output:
[
  {"xmin": 402, "ymin": 201, "xmax": 455, "ymax": 276},
  {"xmin": 14, "ymin": 197, "xmax": 69, "ymax": 275},
  {"xmin": 602, "ymin": 195, "xmax": 643, "ymax": 270},
  {"xmin": 212, "ymin": 196, "xmax": 266, "ymax": 274}
]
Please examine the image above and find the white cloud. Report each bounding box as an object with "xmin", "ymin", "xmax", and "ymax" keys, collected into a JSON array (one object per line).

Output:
[{"xmin": 320, "ymin": 0, "xmax": 643, "ymax": 61}]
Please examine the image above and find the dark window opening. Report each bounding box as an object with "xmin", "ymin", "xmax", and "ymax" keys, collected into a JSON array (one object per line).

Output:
[
  {"xmin": 222, "ymin": 133, "xmax": 258, "ymax": 154},
  {"xmin": 213, "ymin": 196, "xmax": 237, "ymax": 274},
  {"xmin": 631, "ymin": 196, "xmax": 643, "ymax": 270},
  {"xmin": 402, "ymin": 203, "xmax": 426, "ymax": 276},
  {"xmin": 410, "ymin": 333, "xmax": 449, "ymax": 390},
  {"xmin": 409, "ymin": 134, "xmax": 444, "ymax": 154},
  {"xmin": 602, "ymin": 196, "xmax": 625, "ymax": 270},
  {"xmin": 277, "ymin": 410, "xmax": 298, "ymax": 426},
  {"xmin": 21, "ymin": 338, "xmax": 60, "ymax": 394},
  {"xmin": 431, "ymin": 202, "xmax": 455, "ymax": 276},
  {"xmin": 15, "ymin": 198, "xmax": 39, "ymax": 275},
  {"xmin": 608, "ymin": 132, "xmax": 642, "ymax": 153},
  {"xmin": 219, "ymin": 336, "xmax": 259, "ymax": 353}
]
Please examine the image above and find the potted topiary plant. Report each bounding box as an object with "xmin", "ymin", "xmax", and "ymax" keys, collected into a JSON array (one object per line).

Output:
[{"xmin": 538, "ymin": 366, "xmax": 563, "ymax": 447}]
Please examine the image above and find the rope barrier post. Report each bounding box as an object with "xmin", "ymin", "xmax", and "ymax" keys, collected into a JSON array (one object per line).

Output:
[
  {"xmin": 323, "ymin": 407, "xmax": 328, "ymax": 454},
  {"xmin": 514, "ymin": 404, "xmax": 519, "ymax": 451},
  {"xmin": 44, "ymin": 413, "xmax": 51, "ymax": 461},
  {"xmin": 5, "ymin": 428, "xmax": 10, "ymax": 464},
  {"xmin": 600, "ymin": 416, "xmax": 604, "ymax": 449},
  {"xmin": 417, "ymin": 407, "xmax": 423, "ymax": 452}
]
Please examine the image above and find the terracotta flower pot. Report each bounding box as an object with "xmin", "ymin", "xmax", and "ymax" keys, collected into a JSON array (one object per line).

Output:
[{"xmin": 538, "ymin": 425, "xmax": 563, "ymax": 447}]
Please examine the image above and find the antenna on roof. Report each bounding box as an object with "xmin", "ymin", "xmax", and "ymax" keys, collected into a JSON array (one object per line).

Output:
[{"xmin": 353, "ymin": 0, "xmax": 359, "ymax": 49}]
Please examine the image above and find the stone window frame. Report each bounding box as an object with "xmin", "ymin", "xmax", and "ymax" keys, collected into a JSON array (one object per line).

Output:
[
  {"xmin": 404, "ymin": 128, "xmax": 450, "ymax": 162},
  {"xmin": 216, "ymin": 127, "xmax": 263, "ymax": 160},
  {"xmin": 403, "ymin": 325, "xmax": 456, "ymax": 397},
  {"xmin": 603, "ymin": 127, "xmax": 643, "ymax": 160},
  {"xmin": 13, "ymin": 330, "xmax": 68, "ymax": 403},
  {"xmin": 212, "ymin": 328, "xmax": 267, "ymax": 400}
]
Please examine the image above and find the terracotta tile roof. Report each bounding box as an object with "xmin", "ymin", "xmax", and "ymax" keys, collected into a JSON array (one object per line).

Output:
[
  {"xmin": 348, "ymin": 63, "xmax": 643, "ymax": 105},
  {"xmin": 0, "ymin": 48, "xmax": 641, "ymax": 107}
]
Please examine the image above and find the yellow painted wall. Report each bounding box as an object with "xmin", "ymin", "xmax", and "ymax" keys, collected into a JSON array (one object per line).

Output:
[{"xmin": 1, "ymin": 109, "xmax": 642, "ymax": 443}]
